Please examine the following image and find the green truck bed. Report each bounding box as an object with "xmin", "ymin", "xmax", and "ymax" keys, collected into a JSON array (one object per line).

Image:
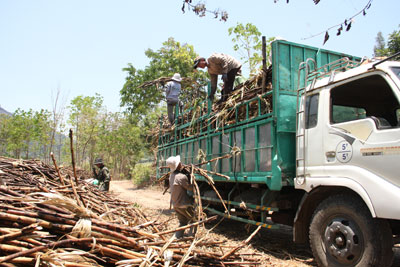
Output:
[{"xmin": 157, "ymin": 40, "xmax": 360, "ymax": 190}]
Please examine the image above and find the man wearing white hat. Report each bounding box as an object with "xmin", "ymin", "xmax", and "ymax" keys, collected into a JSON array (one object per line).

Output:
[
  {"xmin": 166, "ymin": 155, "xmax": 195, "ymax": 238},
  {"xmin": 165, "ymin": 73, "xmax": 182, "ymax": 125}
]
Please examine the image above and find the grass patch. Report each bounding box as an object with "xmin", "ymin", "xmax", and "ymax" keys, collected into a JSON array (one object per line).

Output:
[{"xmin": 130, "ymin": 162, "xmax": 154, "ymax": 188}]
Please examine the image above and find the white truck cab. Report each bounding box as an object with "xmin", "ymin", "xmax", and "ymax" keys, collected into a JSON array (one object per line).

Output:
[{"xmin": 294, "ymin": 57, "xmax": 400, "ymax": 267}]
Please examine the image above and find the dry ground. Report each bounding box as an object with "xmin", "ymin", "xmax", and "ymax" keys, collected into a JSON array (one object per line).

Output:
[
  {"xmin": 110, "ymin": 180, "xmax": 400, "ymax": 267},
  {"xmin": 110, "ymin": 180, "xmax": 315, "ymax": 266}
]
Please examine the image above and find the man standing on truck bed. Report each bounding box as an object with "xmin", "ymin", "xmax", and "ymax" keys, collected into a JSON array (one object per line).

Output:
[
  {"xmin": 166, "ymin": 155, "xmax": 196, "ymax": 239},
  {"xmin": 193, "ymin": 53, "xmax": 241, "ymax": 104},
  {"xmin": 165, "ymin": 73, "xmax": 182, "ymax": 125}
]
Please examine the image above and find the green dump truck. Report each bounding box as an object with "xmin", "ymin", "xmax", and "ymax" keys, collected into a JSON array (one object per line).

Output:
[{"xmin": 157, "ymin": 39, "xmax": 400, "ymax": 266}]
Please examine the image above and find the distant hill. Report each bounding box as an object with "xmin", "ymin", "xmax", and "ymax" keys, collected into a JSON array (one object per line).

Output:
[{"xmin": 0, "ymin": 107, "xmax": 12, "ymax": 116}]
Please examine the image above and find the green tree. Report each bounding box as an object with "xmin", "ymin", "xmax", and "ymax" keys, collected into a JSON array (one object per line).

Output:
[
  {"xmin": 6, "ymin": 109, "xmax": 34, "ymax": 158},
  {"xmin": 120, "ymin": 37, "xmax": 206, "ymax": 121},
  {"xmin": 1, "ymin": 109, "xmax": 52, "ymax": 160},
  {"xmin": 96, "ymin": 112, "xmax": 146, "ymax": 179},
  {"xmin": 30, "ymin": 109, "xmax": 52, "ymax": 162},
  {"xmin": 374, "ymin": 26, "xmax": 400, "ymax": 56},
  {"xmin": 228, "ymin": 22, "xmax": 274, "ymax": 75},
  {"xmin": 387, "ymin": 25, "xmax": 400, "ymax": 55},
  {"xmin": 67, "ymin": 94, "xmax": 104, "ymax": 167},
  {"xmin": 374, "ymin": 32, "xmax": 387, "ymax": 57},
  {"xmin": 0, "ymin": 114, "xmax": 11, "ymax": 156}
]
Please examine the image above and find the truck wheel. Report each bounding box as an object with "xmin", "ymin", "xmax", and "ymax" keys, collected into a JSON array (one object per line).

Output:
[{"xmin": 309, "ymin": 194, "xmax": 393, "ymax": 267}]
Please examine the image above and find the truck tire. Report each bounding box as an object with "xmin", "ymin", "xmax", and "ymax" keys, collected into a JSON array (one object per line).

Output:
[{"xmin": 309, "ymin": 194, "xmax": 393, "ymax": 267}]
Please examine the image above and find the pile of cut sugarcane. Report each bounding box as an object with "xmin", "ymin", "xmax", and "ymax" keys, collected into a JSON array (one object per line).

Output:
[{"xmin": 0, "ymin": 156, "xmax": 262, "ymax": 266}]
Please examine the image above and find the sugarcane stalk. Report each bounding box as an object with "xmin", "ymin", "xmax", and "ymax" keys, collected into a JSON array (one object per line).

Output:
[
  {"xmin": 262, "ymin": 36, "xmax": 267, "ymax": 94},
  {"xmin": 3, "ymin": 240, "xmax": 34, "ymax": 249},
  {"xmin": 195, "ymin": 153, "xmax": 232, "ymax": 168},
  {"xmin": 68, "ymin": 129, "xmax": 79, "ymax": 186},
  {"xmin": 134, "ymin": 207, "xmax": 167, "ymax": 241},
  {"xmin": 0, "ymin": 244, "xmax": 27, "ymax": 254},
  {"xmin": 196, "ymin": 168, "xmax": 230, "ymax": 180},
  {"xmin": 220, "ymin": 225, "xmax": 261, "ymax": 260},
  {"xmin": 50, "ymin": 152, "xmax": 65, "ymax": 186},
  {"xmin": 0, "ymin": 212, "xmax": 73, "ymax": 233},
  {"xmin": 3, "ymin": 257, "xmax": 35, "ymax": 265},
  {"xmin": 195, "ymin": 168, "xmax": 229, "ymax": 213},
  {"xmin": 65, "ymin": 234, "xmax": 126, "ymax": 248},
  {"xmin": 190, "ymin": 165, "xmax": 203, "ymax": 232},
  {"xmin": 0, "ymin": 238, "xmax": 103, "ymax": 263},
  {"xmin": 157, "ymin": 215, "xmax": 217, "ymax": 236},
  {"xmin": 0, "ymin": 223, "xmax": 40, "ymax": 243},
  {"xmin": 143, "ymin": 240, "xmax": 224, "ymax": 247},
  {"xmin": 90, "ymin": 225, "xmax": 140, "ymax": 249},
  {"xmin": 105, "ymin": 244, "xmax": 146, "ymax": 259},
  {"xmin": 0, "ymin": 262, "xmax": 16, "ymax": 267},
  {"xmin": 220, "ymin": 262, "xmax": 261, "ymax": 265},
  {"xmin": 5, "ymin": 209, "xmax": 79, "ymax": 229},
  {"xmin": 69, "ymin": 175, "xmax": 84, "ymax": 208}
]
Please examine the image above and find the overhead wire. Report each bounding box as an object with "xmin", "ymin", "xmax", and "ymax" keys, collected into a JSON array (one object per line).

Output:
[{"xmin": 302, "ymin": 0, "xmax": 373, "ymax": 44}]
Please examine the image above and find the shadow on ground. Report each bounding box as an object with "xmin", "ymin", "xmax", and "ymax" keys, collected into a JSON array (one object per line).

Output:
[{"xmin": 201, "ymin": 216, "xmax": 316, "ymax": 266}]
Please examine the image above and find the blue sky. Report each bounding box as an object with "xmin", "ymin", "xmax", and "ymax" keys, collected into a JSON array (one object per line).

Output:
[{"xmin": 0, "ymin": 0, "xmax": 398, "ymax": 114}]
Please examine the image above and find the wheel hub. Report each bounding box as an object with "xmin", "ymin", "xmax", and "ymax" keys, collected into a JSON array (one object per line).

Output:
[{"xmin": 324, "ymin": 219, "xmax": 362, "ymax": 265}]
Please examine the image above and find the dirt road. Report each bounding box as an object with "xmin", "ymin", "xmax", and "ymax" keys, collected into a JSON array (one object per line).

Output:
[{"xmin": 111, "ymin": 180, "xmax": 170, "ymax": 210}]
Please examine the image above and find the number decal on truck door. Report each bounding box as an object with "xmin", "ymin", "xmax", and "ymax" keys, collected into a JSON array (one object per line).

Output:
[{"xmin": 336, "ymin": 140, "xmax": 353, "ymax": 163}]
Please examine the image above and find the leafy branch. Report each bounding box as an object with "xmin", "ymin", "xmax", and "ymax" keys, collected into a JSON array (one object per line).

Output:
[{"xmin": 181, "ymin": 0, "xmax": 228, "ymax": 21}]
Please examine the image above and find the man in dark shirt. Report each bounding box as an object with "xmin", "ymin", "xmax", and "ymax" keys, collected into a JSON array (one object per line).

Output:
[
  {"xmin": 166, "ymin": 155, "xmax": 195, "ymax": 238},
  {"xmin": 193, "ymin": 53, "xmax": 242, "ymax": 104},
  {"xmin": 93, "ymin": 158, "xmax": 110, "ymax": 191}
]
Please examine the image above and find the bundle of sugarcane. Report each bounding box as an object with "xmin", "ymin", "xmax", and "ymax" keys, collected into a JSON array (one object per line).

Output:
[
  {"xmin": 0, "ymin": 156, "xmax": 262, "ymax": 266},
  {"xmin": 206, "ymin": 68, "xmax": 273, "ymax": 129}
]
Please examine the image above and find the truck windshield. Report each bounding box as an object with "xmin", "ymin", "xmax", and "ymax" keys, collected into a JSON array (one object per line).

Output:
[
  {"xmin": 391, "ymin": 67, "xmax": 400, "ymax": 81},
  {"xmin": 330, "ymin": 74, "xmax": 399, "ymax": 127}
]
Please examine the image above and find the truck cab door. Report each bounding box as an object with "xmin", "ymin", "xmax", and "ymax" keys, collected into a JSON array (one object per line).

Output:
[
  {"xmin": 324, "ymin": 72, "xmax": 400, "ymax": 188},
  {"xmin": 297, "ymin": 90, "xmax": 326, "ymax": 179}
]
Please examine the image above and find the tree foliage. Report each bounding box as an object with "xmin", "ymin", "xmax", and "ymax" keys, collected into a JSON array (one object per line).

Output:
[
  {"xmin": 387, "ymin": 26, "xmax": 400, "ymax": 55},
  {"xmin": 374, "ymin": 25, "xmax": 400, "ymax": 57},
  {"xmin": 95, "ymin": 112, "xmax": 146, "ymax": 179},
  {"xmin": 0, "ymin": 92, "xmax": 152, "ymax": 180},
  {"xmin": 374, "ymin": 32, "xmax": 387, "ymax": 57},
  {"xmin": 0, "ymin": 109, "xmax": 53, "ymax": 160},
  {"xmin": 228, "ymin": 23, "xmax": 274, "ymax": 75},
  {"xmin": 67, "ymin": 94, "xmax": 104, "ymax": 167},
  {"xmin": 120, "ymin": 37, "xmax": 207, "ymax": 121},
  {"xmin": 181, "ymin": 1, "xmax": 228, "ymax": 21},
  {"xmin": 65, "ymin": 94, "xmax": 149, "ymax": 178}
]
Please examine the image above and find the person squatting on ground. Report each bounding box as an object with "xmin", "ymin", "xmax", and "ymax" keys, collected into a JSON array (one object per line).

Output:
[
  {"xmin": 193, "ymin": 53, "xmax": 242, "ymax": 104},
  {"xmin": 92, "ymin": 158, "xmax": 110, "ymax": 191},
  {"xmin": 165, "ymin": 73, "xmax": 182, "ymax": 125},
  {"xmin": 166, "ymin": 155, "xmax": 196, "ymax": 239}
]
